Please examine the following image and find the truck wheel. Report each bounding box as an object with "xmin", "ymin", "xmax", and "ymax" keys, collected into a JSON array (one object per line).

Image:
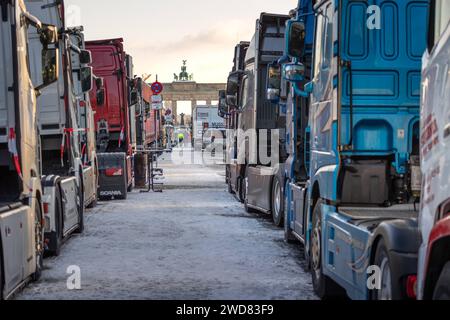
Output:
[
  {"xmin": 284, "ymin": 183, "xmax": 296, "ymax": 243},
  {"xmin": 0, "ymin": 235, "xmax": 4, "ymax": 299},
  {"xmin": 271, "ymin": 177, "xmax": 284, "ymax": 227},
  {"xmin": 433, "ymin": 262, "xmax": 450, "ymax": 300},
  {"xmin": 311, "ymin": 200, "xmax": 341, "ymax": 299},
  {"xmin": 48, "ymin": 186, "xmax": 63, "ymax": 256},
  {"xmin": 119, "ymin": 175, "xmax": 128, "ymax": 200},
  {"xmin": 237, "ymin": 177, "xmax": 245, "ymax": 204},
  {"xmin": 32, "ymin": 202, "xmax": 44, "ymax": 282},
  {"xmin": 228, "ymin": 179, "xmax": 234, "ymax": 194},
  {"xmin": 372, "ymin": 239, "xmax": 398, "ymax": 300},
  {"xmin": 74, "ymin": 181, "xmax": 85, "ymax": 234},
  {"xmin": 87, "ymin": 170, "xmax": 98, "ymax": 209},
  {"xmin": 243, "ymin": 172, "xmax": 256, "ymax": 214}
]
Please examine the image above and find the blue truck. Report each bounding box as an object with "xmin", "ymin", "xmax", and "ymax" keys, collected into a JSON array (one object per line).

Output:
[{"xmin": 272, "ymin": 0, "xmax": 430, "ymax": 300}]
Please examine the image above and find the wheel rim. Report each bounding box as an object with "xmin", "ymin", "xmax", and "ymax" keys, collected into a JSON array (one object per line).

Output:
[
  {"xmin": 273, "ymin": 180, "xmax": 281, "ymax": 220},
  {"xmin": 312, "ymin": 220, "xmax": 321, "ymax": 277},
  {"xmin": 35, "ymin": 208, "xmax": 43, "ymax": 271},
  {"xmin": 378, "ymin": 257, "xmax": 393, "ymax": 300},
  {"xmin": 245, "ymin": 177, "xmax": 249, "ymax": 202}
]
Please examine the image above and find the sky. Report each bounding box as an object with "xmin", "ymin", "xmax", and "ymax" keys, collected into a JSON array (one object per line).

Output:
[
  {"xmin": 64, "ymin": 0, "xmax": 296, "ymax": 114},
  {"xmin": 65, "ymin": 0, "xmax": 296, "ymax": 83}
]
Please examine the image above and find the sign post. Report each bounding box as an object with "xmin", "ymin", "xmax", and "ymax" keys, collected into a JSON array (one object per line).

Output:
[{"xmin": 151, "ymin": 76, "xmax": 164, "ymax": 150}]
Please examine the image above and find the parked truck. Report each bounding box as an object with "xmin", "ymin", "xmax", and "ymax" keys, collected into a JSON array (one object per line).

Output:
[
  {"xmin": 193, "ymin": 105, "xmax": 225, "ymax": 151},
  {"xmin": 221, "ymin": 42, "xmax": 249, "ymax": 195},
  {"xmin": 226, "ymin": 13, "xmax": 289, "ymax": 226},
  {"xmin": 87, "ymin": 39, "xmax": 135, "ymax": 200},
  {"xmin": 417, "ymin": 0, "xmax": 450, "ymax": 300},
  {"xmin": 26, "ymin": 0, "xmax": 87, "ymax": 256},
  {"xmin": 278, "ymin": 0, "xmax": 429, "ymax": 300},
  {"xmin": 66, "ymin": 26, "xmax": 101, "ymax": 209},
  {"xmin": 0, "ymin": 0, "xmax": 58, "ymax": 298}
]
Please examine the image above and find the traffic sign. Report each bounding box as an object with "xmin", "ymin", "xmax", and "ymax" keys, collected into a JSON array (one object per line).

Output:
[
  {"xmin": 151, "ymin": 95, "xmax": 162, "ymax": 103},
  {"xmin": 152, "ymin": 102, "xmax": 163, "ymax": 110},
  {"xmin": 151, "ymin": 81, "xmax": 164, "ymax": 94}
]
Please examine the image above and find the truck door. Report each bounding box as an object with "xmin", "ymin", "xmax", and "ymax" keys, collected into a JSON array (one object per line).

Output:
[
  {"xmin": 25, "ymin": 0, "xmax": 66, "ymax": 134},
  {"xmin": 309, "ymin": 1, "xmax": 335, "ymax": 175}
]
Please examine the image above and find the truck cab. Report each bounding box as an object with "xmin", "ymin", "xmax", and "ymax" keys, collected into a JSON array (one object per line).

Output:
[
  {"xmin": 418, "ymin": 0, "xmax": 450, "ymax": 300},
  {"xmin": 0, "ymin": 0, "xmax": 58, "ymax": 298},
  {"xmin": 25, "ymin": 0, "xmax": 86, "ymax": 256},
  {"xmin": 283, "ymin": 0, "xmax": 429, "ymax": 299},
  {"xmin": 232, "ymin": 13, "xmax": 289, "ymax": 226},
  {"xmin": 224, "ymin": 42, "xmax": 249, "ymax": 197},
  {"xmin": 87, "ymin": 39, "xmax": 135, "ymax": 200},
  {"xmin": 66, "ymin": 26, "xmax": 99, "ymax": 209}
]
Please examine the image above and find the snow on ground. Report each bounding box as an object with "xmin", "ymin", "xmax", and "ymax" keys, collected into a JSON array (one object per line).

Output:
[{"xmin": 16, "ymin": 149, "xmax": 317, "ymax": 300}]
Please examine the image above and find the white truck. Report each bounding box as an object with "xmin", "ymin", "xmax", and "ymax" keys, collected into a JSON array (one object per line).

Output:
[
  {"xmin": 25, "ymin": 0, "xmax": 88, "ymax": 256},
  {"xmin": 67, "ymin": 26, "xmax": 100, "ymax": 209},
  {"xmin": 417, "ymin": 0, "xmax": 450, "ymax": 300},
  {"xmin": 193, "ymin": 105, "xmax": 225, "ymax": 151},
  {"xmin": 0, "ymin": 0, "xmax": 58, "ymax": 299}
]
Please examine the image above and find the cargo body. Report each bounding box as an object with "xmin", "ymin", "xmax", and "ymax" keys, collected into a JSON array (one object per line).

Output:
[
  {"xmin": 279, "ymin": 0, "xmax": 429, "ymax": 300},
  {"xmin": 193, "ymin": 105, "xmax": 225, "ymax": 150},
  {"xmin": 417, "ymin": 0, "xmax": 450, "ymax": 300},
  {"xmin": 87, "ymin": 39, "xmax": 134, "ymax": 199},
  {"xmin": 0, "ymin": 0, "xmax": 58, "ymax": 299}
]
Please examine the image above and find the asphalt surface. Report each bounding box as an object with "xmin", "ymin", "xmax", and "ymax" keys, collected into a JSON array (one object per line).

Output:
[{"xmin": 16, "ymin": 149, "xmax": 317, "ymax": 300}]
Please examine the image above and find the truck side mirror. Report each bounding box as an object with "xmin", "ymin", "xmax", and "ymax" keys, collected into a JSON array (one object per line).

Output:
[
  {"xmin": 226, "ymin": 72, "xmax": 241, "ymax": 96},
  {"xmin": 95, "ymin": 77, "xmax": 104, "ymax": 90},
  {"xmin": 283, "ymin": 63, "xmax": 305, "ymax": 82},
  {"xmin": 96, "ymin": 88, "xmax": 105, "ymax": 106},
  {"xmin": 40, "ymin": 24, "xmax": 59, "ymax": 45},
  {"xmin": 80, "ymin": 66, "xmax": 93, "ymax": 93},
  {"xmin": 226, "ymin": 95, "xmax": 237, "ymax": 107},
  {"xmin": 36, "ymin": 47, "xmax": 59, "ymax": 91},
  {"xmin": 79, "ymin": 49, "xmax": 92, "ymax": 64},
  {"xmin": 286, "ymin": 21, "xmax": 306, "ymax": 59},
  {"xmin": 266, "ymin": 64, "xmax": 281, "ymax": 102},
  {"xmin": 218, "ymin": 90, "xmax": 228, "ymax": 118}
]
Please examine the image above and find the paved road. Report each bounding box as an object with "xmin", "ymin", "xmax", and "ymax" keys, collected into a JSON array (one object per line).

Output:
[{"xmin": 17, "ymin": 150, "xmax": 317, "ymax": 300}]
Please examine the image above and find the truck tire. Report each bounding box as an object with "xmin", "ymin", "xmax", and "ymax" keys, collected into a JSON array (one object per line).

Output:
[
  {"xmin": 0, "ymin": 236, "xmax": 4, "ymax": 300},
  {"xmin": 119, "ymin": 175, "xmax": 128, "ymax": 200},
  {"xmin": 228, "ymin": 179, "xmax": 234, "ymax": 194},
  {"xmin": 87, "ymin": 164, "xmax": 98, "ymax": 209},
  {"xmin": 237, "ymin": 177, "xmax": 245, "ymax": 203},
  {"xmin": 32, "ymin": 202, "xmax": 44, "ymax": 282},
  {"xmin": 311, "ymin": 200, "xmax": 342, "ymax": 299},
  {"xmin": 117, "ymin": 158, "xmax": 128, "ymax": 200},
  {"xmin": 433, "ymin": 262, "xmax": 450, "ymax": 300},
  {"xmin": 372, "ymin": 239, "xmax": 397, "ymax": 300},
  {"xmin": 271, "ymin": 177, "xmax": 284, "ymax": 227},
  {"xmin": 284, "ymin": 183, "xmax": 296, "ymax": 243},
  {"xmin": 74, "ymin": 179, "xmax": 85, "ymax": 234},
  {"xmin": 243, "ymin": 171, "xmax": 256, "ymax": 214},
  {"xmin": 48, "ymin": 185, "xmax": 63, "ymax": 257}
]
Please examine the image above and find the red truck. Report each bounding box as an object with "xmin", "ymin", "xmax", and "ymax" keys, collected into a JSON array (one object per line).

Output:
[
  {"xmin": 134, "ymin": 79, "xmax": 158, "ymax": 148},
  {"xmin": 87, "ymin": 38, "xmax": 134, "ymax": 200}
]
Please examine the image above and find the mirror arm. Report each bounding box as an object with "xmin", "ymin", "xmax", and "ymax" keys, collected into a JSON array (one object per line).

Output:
[
  {"xmin": 277, "ymin": 55, "xmax": 290, "ymax": 65},
  {"xmin": 293, "ymin": 83, "xmax": 309, "ymax": 98},
  {"xmin": 70, "ymin": 44, "xmax": 81, "ymax": 54},
  {"xmin": 22, "ymin": 11, "xmax": 42, "ymax": 30}
]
